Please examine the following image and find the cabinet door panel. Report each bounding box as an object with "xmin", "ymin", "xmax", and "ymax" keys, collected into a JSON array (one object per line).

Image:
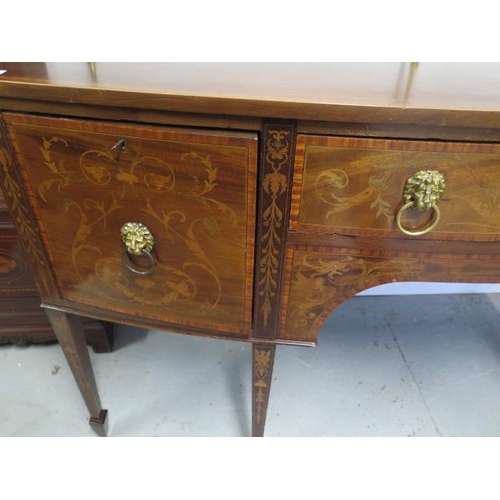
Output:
[{"xmin": 5, "ymin": 114, "xmax": 257, "ymax": 335}]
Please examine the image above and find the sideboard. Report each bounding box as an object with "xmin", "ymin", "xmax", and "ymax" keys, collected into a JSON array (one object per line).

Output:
[{"xmin": 1, "ymin": 62, "xmax": 500, "ymax": 436}]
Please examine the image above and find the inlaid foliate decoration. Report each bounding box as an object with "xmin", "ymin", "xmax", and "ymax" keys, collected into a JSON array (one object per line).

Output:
[
  {"xmin": 294, "ymin": 135, "xmax": 500, "ymax": 239},
  {"xmin": 0, "ymin": 127, "xmax": 50, "ymax": 296},
  {"xmin": 253, "ymin": 345, "xmax": 275, "ymax": 428},
  {"xmin": 313, "ymin": 168, "xmax": 395, "ymax": 225},
  {"xmin": 313, "ymin": 162, "xmax": 500, "ymax": 233},
  {"xmin": 284, "ymin": 250, "xmax": 427, "ymax": 342},
  {"xmin": 38, "ymin": 137, "xmax": 234, "ymax": 312},
  {"xmin": 0, "ymin": 145, "xmax": 45, "ymax": 267},
  {"xmin": 6, "ymin": 114, "xmax": 255, "ymax": 334},
  {"xmin": 283, "ymin": 248, "xmax": 500, "ymax": 343},
  {"xmin": 256, "ymin": 124, "xmax": 296, "ymax": 335}
]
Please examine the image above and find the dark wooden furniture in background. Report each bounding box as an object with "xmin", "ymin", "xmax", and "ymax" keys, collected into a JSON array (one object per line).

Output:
[{"xmin": 1, "ymin": 62, "xmax": 500, "ymax": 436}]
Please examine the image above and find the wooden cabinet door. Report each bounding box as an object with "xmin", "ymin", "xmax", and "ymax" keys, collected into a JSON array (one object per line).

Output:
[{"xmin": 4, "ymin": 114, "xmax": 257, "ymax": 336}]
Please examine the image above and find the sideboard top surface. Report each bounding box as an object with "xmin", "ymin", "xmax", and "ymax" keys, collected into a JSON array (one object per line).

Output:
[{"xmin": 1, "ymin": 62, "xmax": 500, "ymax": 127}]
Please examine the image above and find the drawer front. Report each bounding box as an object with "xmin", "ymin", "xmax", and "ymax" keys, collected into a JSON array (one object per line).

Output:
[
  {"xmin": 4, "ymin": 113, "xmax": 257, "ymax": 335},
  {"xmin": 291, "ymin": 135, "xmax": 500, "ymax": 241},
  {"xmin": 281, "ymin": 246, "xmax": 500, "ymax": 343}
]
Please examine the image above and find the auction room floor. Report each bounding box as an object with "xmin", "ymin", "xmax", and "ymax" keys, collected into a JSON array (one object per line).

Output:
[{"xmin": 1, "ymin": 294, "xmax": 500, "ymax": 437}]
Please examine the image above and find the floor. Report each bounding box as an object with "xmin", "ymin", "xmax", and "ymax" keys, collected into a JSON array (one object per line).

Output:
[{"xmin": 1, "ymin": 293, "xmax": 500, "ymax": 437}]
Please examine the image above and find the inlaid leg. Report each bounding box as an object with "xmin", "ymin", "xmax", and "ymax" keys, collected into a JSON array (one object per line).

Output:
[
  {"xmin": 45, "ymin": 309, "xmax": 108, "ymax": 436},
  {"xmin": 252, "ymin": 343, "xmax": 276, "ymax": 437}
]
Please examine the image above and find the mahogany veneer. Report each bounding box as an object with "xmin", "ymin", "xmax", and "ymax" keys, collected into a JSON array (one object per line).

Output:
[{"xmin": 1, "ymin": 62, "xmax": 500, "ymax": 436}]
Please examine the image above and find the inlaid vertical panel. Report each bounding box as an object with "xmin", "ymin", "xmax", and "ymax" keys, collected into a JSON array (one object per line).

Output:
[
  {"xmin": 0, "ymin": 116, "xmax": 57, "ymax": 301},
  {"xmin": 253, "ymin": 122, "xmax": 296, "ymax": 338}
]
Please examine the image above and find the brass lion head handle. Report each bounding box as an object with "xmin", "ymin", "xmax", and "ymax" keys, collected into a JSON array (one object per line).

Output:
[
  {"xmin": 396, "ymin": 170, "xmax": 446, "ymax": 236},
  {"xmin": 120, "ymin": 222, "xmax": 155, "ymax": 275}
]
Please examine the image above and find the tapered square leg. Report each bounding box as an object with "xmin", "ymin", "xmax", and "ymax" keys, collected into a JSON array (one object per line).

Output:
[
  {"xmin": 89, "ymin": 409, "xmax": 109, "ymax": 437},
  {"xmin": 45, "ymin": 309, "xmax": 108, "ymax": 436},
  {"xmin": 252, "ymin": 343, "xmax": 276, "ymax": 437}
]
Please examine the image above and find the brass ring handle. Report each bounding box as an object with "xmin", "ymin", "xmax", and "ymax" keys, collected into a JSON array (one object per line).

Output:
[
  {"xmin": 396, "ymin": 170, "xmax": 446, "ymax": 237},
  {"xmin": 121, "ymin": 248, "xmax": 155, "ymax": 276},
  {"xmin": 396, "ymin": 201, "xmax": 441, "ymax": 236},
  {"xmin": 120, "ymin": 222, "xmax": 155, "ymax": 276}
]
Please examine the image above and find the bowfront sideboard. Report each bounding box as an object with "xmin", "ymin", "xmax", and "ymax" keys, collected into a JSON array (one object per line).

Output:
[{"xmin": 1, "ymin": 62, "xmax": 500, "ymax": 436}]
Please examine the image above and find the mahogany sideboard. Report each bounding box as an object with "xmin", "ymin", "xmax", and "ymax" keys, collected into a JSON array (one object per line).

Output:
[{"xmin": 1, "ymin": 62, "xmax": 500, "ymax": 436}]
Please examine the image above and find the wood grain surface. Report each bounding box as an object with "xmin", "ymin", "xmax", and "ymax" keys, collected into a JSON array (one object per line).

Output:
[
  {"xmin": 2, "ymin": 63, "xmax": 500, "ymax": 437},
  {"xmin": 4, "ymin": 113, "xmax": 257, "ymax": 335},
  {"xmin": 291, "ymin": 134, "xmax": 500, "ymax": 241},
  {"xmin": 281, "ymin": 245, "xmax": 500, "ymax": 343},
  {"xmin": 1, "ymin": 63, "xmax": 500, "ymax": 126}
]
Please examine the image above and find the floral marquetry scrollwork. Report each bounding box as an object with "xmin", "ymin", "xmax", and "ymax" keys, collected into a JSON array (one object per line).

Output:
[
  {"xmin": 80, "ymin": 149, "xmax": 115, "ymax": 186},
  {"xmin": 29, "ymin": 125, "xmax": 251, "ymax": 328},
  {"xmin": 256, "ymin": 125, "xmax": 296, "ymax": 334},
  {"xmin": 283, "ymin": 246, "xmax": 500, "ymax": 344},
  {"xmin": 297, "ymin": 135, "xmax": 500, "ymax": 238},
  {"xmin": 252, "ymin": 344, "xmax": 276, "ymax": 436},
  {"xmin": 254, "ymin": 347, "xmax": 272, "ymax": 424},
  {"xmin": 3, "ymin": 112, "xmax": 256, "ymax": 333},
  {"xmin": 0, "ymin": 129, "xmax": 52, "ymax": 297},
  {"xmin": 0, "ymin": 148, "xmax": 45, "ymax": 268},
  {"xmin": 314, "ymin": 168, "xmax": 395, "ymax": 225},
  {"xmin": 266, "ymin": 130, "xmax": 291, "ymax": 167},
  {"xmin": 283, "ymin": 250, "xmax": 427, "ymax": 343}
]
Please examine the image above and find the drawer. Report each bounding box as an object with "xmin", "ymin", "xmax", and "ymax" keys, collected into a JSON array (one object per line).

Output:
[
  {"xmin": 291, "ymin": 135, "xmax": 500, "ymax": 241},
  {"xmin": 4, "ymin": 113, "xmax": 257, "ymax": 335},
  {"xmin": 280, "ymin": 246, "xmax": 500, "ymax": 343}
]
